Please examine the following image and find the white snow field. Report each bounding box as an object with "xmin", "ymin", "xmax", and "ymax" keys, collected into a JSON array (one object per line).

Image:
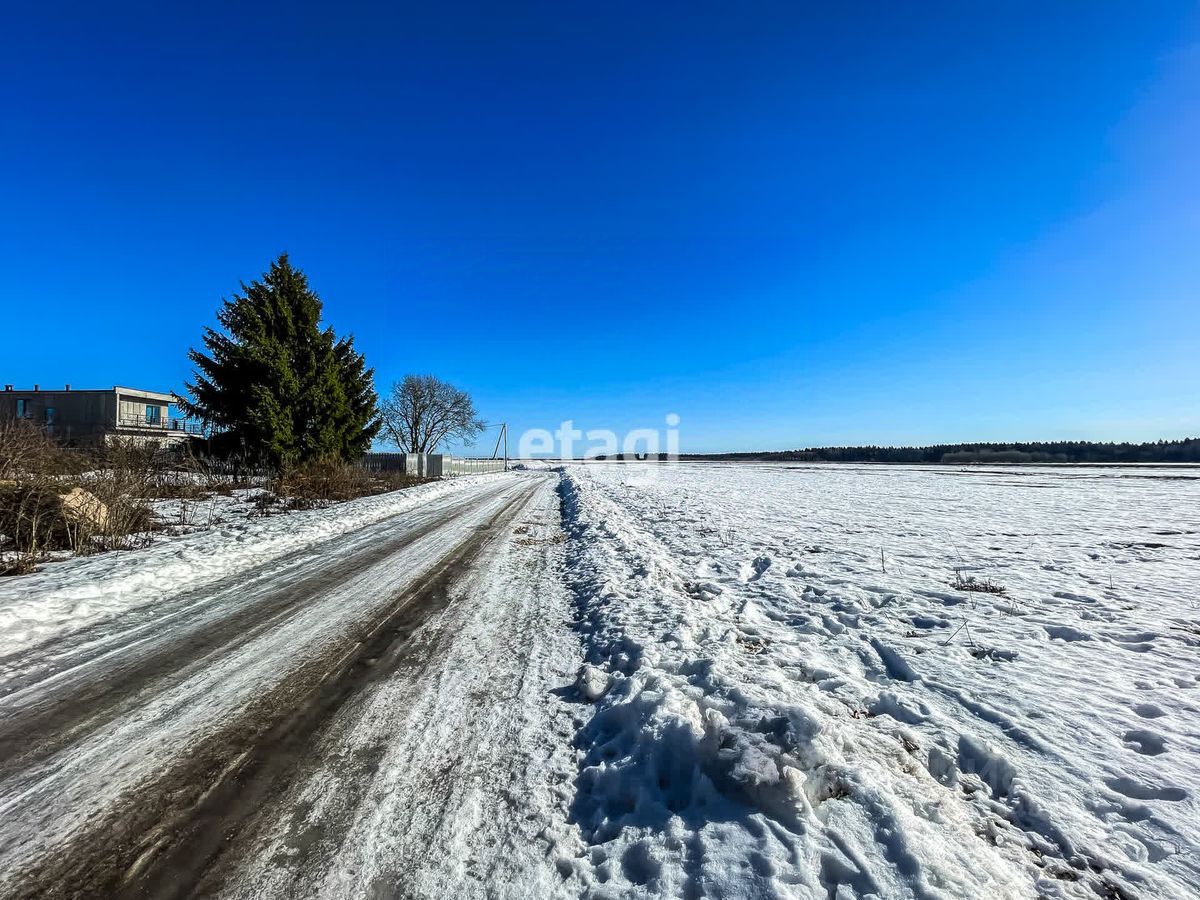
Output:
[{"xmin": 557, "ymin": 462, "xmax": 1200, "ymax": 900}]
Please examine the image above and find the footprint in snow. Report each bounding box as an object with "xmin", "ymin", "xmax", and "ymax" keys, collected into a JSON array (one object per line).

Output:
[
  {"xmin": 685, "ymin": 580, "xmax": 724, "ymax": 601},
  {"xmin": 739, "ymin": 555, "xmax": 772, "ymax": 582},
  {"xmin": 1123, "ymin": 729, "xmax": 1168, "ymax": 756},
  {"xmin": 1104, "ymin": 776, "xmax": 1187, "ymax": 802},
  {"xmin": 1132, "ymin": 702, "xmax": 1166, "ymax": 719},
  {"xmin": 1105, "ymin": 630, "xmax": 1159, "ymax": 653},
  {"xmin": 1042, "ymin": 624, "xmax": 1092, "ymax": 642},
  {"xmin": 1117, "ymin": 642, "xmax": 1157, "ymax": 653},
  {"xmin": 1053, "ymin": 590, "xmax": 1098, "ymax": 604}
]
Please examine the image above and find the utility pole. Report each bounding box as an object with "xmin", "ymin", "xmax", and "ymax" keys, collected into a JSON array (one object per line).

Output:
[{"xmin": 488, "ymin": 422, "xmax": 509, "ymax": 471}]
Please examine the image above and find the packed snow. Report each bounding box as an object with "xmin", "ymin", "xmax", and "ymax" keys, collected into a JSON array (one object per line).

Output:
[
  {"xmin": 0, "ymin": 473, "xmax": 508, "ymax": 657},
  {"xmin": 0, "ymin": 474, "xmax": 543, "ymax": 893},
  {"xmin": 555, "ymin": 462, "xmax": 1200, "ymax": 899},
  {"xmin": 215, "ymin": 475, "xmax": 581, "ymax": 898}
]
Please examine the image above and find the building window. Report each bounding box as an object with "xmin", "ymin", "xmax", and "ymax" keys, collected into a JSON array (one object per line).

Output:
[
  {"xmin": 145, "ymin": 405, "xmax": 161, "ymax": 425},
  {"xmin": 45, "ymin": 407, "xmax": 55, "ymax": 425},
  {"xmin": 16, "ymin": 399, "xmax": 28, "ymax": 417}
]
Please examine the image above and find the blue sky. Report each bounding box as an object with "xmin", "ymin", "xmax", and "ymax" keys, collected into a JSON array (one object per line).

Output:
[{"xmin": 2, "ymin": 2, "xmax": 1198, "ymax": 453}]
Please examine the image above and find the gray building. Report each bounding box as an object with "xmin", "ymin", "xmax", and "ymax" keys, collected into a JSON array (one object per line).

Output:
[{"xmin": 0, "ymin": 384, "xmax": 202, "ymax": 447}]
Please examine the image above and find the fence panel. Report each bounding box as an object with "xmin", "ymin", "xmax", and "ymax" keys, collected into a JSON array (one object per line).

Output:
[
  {"xmin": 357, "ymin": 452, "xmax": 408, "ymax": 473},
  {"xmin": 358, "ymin": 453, "xmax": 506, "ymax": 477}
]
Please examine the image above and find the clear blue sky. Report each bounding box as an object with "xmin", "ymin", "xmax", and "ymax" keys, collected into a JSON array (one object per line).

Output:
[{"xmin": 2, "ymin": 2, "xmax": 1198, "ymax": 452}]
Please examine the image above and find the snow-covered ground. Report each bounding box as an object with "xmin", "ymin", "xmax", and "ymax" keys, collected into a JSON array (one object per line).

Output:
[
  {"xmin": 214, "ymin": 475, "xmax": 581, "ymax": 898},
  {"xmin": 0, "ymin": 473, "xmax": 572, "ymax": 897},
  {"xmin": 0, "ymin": 474, "xmax": 508, "ymax": 658},
  {"xmin": 2, "ymin": 461, "xmax": 1196, "ymax": 899},
  {"xmin": 557, "ymin": 462, "xmax": 1200, "ymax": 899}
]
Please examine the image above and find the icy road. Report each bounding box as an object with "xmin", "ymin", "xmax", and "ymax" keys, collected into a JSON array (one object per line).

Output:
[{"xmin": 0, "ymin": 472, "xmax": 580, "ymax": 898}]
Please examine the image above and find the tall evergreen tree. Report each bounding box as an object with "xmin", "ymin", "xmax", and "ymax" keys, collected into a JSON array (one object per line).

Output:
[
  {"xmin": 333, "ymin": 335, "xmax": 380, "ymax": 458},
  {"xmin": 181, "ymin": 254, "xmax": 380, "ymax": 467}
]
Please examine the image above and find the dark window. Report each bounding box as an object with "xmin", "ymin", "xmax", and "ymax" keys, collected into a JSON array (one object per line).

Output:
[
  {"xmin": 146, "ymin": 405, "xmax": 161, "ymax": 425},
  {"xmin": 45, "ymin": 407, "xmax": 55, "ymax": 425},
  {"xmin": 16, "ymin": 399, "xmax": 28, "ymax": 417}
]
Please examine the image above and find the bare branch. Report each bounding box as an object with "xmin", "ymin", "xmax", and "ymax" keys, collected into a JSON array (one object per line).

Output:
[{"xmin": 378, "ymin": 375, "xmax": 485, "ymax": 454}]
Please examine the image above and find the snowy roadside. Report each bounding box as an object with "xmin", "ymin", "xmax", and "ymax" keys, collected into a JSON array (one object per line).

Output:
[
  {"xmin": 556, "ymin": 462, "xmax": 1200, "ymax": 899},
  {"xmin": 0, "ymin": 473, "xmax": 513, "ymax": 657},
  {"xmin": 212, "ymin": 474, "xmax": 584, "ymax": 899}
]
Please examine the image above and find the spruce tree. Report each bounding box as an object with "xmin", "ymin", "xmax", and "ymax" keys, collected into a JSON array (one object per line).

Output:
[
  {"xmin": 182, "ymin": 254, "xmax": 380, "ymax": 467},
  {"xmin": 333, "ymin": 335, "xmax": 380, "ymax": 458}
]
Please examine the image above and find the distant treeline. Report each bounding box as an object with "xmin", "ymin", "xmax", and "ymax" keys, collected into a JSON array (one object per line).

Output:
[{"xmin": 597, "ymin": 438, "xmax": 1200, "ymax": 464}]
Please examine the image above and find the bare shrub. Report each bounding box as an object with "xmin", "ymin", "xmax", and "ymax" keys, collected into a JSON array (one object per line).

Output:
[
  {"xmin": 270, "ymin": 458, "xmax": 424, "ymax": 508},
  {"xmin": 2, "ymin": 424, "xmax": 419, "ymax": 575},
  {"xmin": 0, "ymin": 424, "xmax": 80, "ymax": 571},
  {"xmin": 0, "ymin": 481, "xmax": 72, "ymax": 551},
  {"xmin": 144, "ymin": 447, "xmax": 231, "ymax": 500},
  {"xmin": 83, "ymin": 440, "xmax": 160, "ymax": 549},
  {"xmin": 251, "ymin": 491, "xmax": 283, "ymax": 517},
  {"xmin": 0, "ymin": 419, "xmax": 79, "ymax": 480},
  {"xmin": 147, "ymin": 473, "xmax": 211, "ymax": 501},
  {"xmin": 189, "ymin": 453, "xmax": 270, "ymax": 496},
  {"xmin": 951, "ymin": 571, "xmax": 1007, "ymax": 595},
  {"xmin": 0, "ymin": 420, "xmax": 45, "ymax": 482},
  {"xmin": 0, "ymin": 552, "xmax": 39, "ymax": 576},
  {"xmin": 0, "ymin": 429, "xmax": 164, "ymax": 572}
]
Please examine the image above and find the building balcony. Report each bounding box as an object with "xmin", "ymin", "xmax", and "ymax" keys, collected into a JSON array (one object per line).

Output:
[{"xmin": 116, "ymin": 415, "xmax": 206, "ymax": 435}]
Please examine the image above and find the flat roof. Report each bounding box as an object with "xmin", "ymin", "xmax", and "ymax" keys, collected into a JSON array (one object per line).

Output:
[
  {"xmin": 3, "ymin": 386, "xmax": 177, "ymax": 402},
  {"xmin": 114, "ymin": 386, "xmax": 176, "ymax": 402}
]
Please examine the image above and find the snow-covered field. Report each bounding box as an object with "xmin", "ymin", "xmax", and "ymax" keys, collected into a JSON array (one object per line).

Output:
[{"xmin": 557, "ymin": 462, "xmax": 1200, "ymax": 899}]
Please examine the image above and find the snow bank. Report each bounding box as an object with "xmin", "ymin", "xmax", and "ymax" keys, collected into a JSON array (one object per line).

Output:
[
  {"xmin": 556, "ymin": 462, "xmax": 1200, "ymax": 898},
  {"xmin": 0, "ymin": 474, "xmax": 511, "ymax": 657}
]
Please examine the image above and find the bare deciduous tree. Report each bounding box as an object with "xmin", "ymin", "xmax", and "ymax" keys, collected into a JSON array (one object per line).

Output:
[{"xmin": 380, "ymin": 375, "xmax": 485, "ymax": 454}]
